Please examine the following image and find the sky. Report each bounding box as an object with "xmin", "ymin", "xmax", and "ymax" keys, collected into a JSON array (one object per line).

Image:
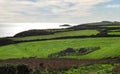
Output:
[
  {"xmin": 0, "ymin": 0, "xmax": 120, "ymax": 37},
  {"xmin": 0, "ymin": 23, "xmax": 75, "ymax": 37},
  {"xmin": 0, "ymin": 0, "xmax": 119, "ymax": 23}
]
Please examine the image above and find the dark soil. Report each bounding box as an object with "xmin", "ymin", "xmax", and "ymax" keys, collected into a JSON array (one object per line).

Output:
[{"xmin": 0, "ymin": 58, "xmax": 119, "ymax": 70}]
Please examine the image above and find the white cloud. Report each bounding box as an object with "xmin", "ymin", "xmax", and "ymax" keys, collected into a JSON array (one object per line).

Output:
[
  {"xmin": 106, "ymin": 4, "xmax": 120, "ymax": 8},
  {"xmin": 0, "ymin": 0, "xmax": 111, "ymax": 22}
]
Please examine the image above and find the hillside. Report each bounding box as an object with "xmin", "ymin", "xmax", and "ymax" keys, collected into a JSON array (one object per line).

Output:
[
  {"xmin": 7, "ymin": 21, "xmax": 120, "ymax": 42},
  {"xmin": 0, "ymin": 21, "xmax": 120, "ymax": 74},
  {"xmin": 0, "ymin": 37, "xmax": 120, "ymax": 59},
  {"xmin": 0, "ymin": 21, "xmax": 120, "ymax": 59}
]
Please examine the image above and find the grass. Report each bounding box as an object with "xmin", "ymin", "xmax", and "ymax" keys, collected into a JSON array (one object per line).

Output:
[
  {"xmin": 108, "ymin": 31, "xmax": 120, "ymax": 35},
  {"xmin": 1, "ymin": 21, "xmax": 120, "ymax": 74},
  {"xmin": 11, "ymin": 30, "xmax": 98, "ymax": 41},
  {"xmin": 63, "ymin": 64, "xmax": 114, "ymax": 74},
  {"xmin": 0, "ymin": 37, "xmax": 120, "ymax": 59},
  {"xmin": 101, "ymin": 26, "xmax": 120, "ymax": 27}
]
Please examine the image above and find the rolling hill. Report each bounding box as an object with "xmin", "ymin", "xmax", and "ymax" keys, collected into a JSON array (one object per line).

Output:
[{"xmin": 0, "ymin": 21, "xmax": 120, "ymax": 74}]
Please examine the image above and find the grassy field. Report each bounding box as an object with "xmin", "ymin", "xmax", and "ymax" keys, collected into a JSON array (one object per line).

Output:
[
  {"xmin": 108, "ymin": 31, "xmax": 120, "ymax": 35},
  {"xmin": 11, "ymin": 30, "xmax": 98, "ymax": 41},
  {"xmin": 64, "ymin": 64, "xmax": 114, "ymax": 74},
  {"xmin": 101, "ymin": 26, "xmax": 120, "ymax": 27},
  {"xmin": 0, "ymin": 37, "xmax": 120, "ymax": 59},
  {"xmin": 0, "ymin": 21, "xmax": 120, "ymax": 74}
]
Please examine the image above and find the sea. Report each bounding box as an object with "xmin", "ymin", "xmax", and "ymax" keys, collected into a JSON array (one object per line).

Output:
[{"xmin": 0, "ymin": 23, "xmax": 76, "ymax": 38}]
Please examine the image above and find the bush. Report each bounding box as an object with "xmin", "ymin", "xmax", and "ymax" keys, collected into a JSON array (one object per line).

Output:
[
  {"xmin": 0, "ymin": 65, "xmax": 16, "ymax": 74},
  {"xmin": 48, "ymin": 48, "xmax": 76, "ymax": 58},
  {"xmin": 48, "ymin": 47, "xmax": 100, "ymax": 58},
  {"xmin": 17, "ymin": 64, "xmax": 30, "ymax": 74},
  {"xmin": 78, "ymin": 48, "xmax": 88, "ymax": 54},
  {"xmin": 96, "ymin": 29, "xmax": 108, "ymax": 36},
  {"xmin": 78, "ymin": 47, "xmax": 100, "ymax": 54},
  {"xmin": 0, "ymin": 38, "xmax": 14, "ymax": 46}
]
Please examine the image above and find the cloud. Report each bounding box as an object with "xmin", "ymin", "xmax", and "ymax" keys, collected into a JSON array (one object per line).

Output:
[
  {"xmin": 0, "ymin": 0, "xmax": 112, "ymax": 22},
  {"xmin": 106, "ymin": 4, "xmax": 120, "ymax": 8}
]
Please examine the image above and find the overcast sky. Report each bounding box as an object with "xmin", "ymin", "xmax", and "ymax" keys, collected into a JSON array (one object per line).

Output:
[
  {"xmin": 0, "ymin": 0, "xmax": 120, "ymax": 37},
  {"xmin": 0, "ymin": 0, "xmax": 119, "ymax": 23}
]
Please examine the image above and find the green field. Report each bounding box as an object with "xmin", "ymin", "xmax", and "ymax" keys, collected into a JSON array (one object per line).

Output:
[
  {"xmin": 11, "ymin": 30, "xmax": 98, "ymax": 41},
  {"xmin": 1, "ymin": 21, "xmax": 120, "ymax": 74},
  {"xmin": 109, "ymin": 31, "xmax": 120, "ymax": 35},
  {"xmin": 64, "ymin": 64, "xmax": 114, "ymax": 74},
  {"xmin": 101, "ymin": 26, "xmax": 120, "ymax": 28},
  {"xmin": 0, "ymin": 37, "xmax": 120, "ymax": 59}
]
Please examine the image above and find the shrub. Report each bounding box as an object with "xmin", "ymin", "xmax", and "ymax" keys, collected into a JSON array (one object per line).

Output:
[
  {"xmin": 0, "ymin": 38, "xmax": 14, "ymax": 46},
  {"xmin": 48, "ymin": 47, "xmax": 100, "ymax": 58},
  {"xmin": 17, "ymin": 64, "xmax": 30, "ymax": 74},
  {"xmin": 0, "ymin": 65, "xmax": 16, "ymax": 74},
  {"xmin": 96, "ymin": 29, "xmax": 108, "ymax": 36}
]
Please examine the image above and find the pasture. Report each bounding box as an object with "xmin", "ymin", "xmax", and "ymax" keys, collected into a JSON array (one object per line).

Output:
[
  {"xmin": 0, "ymin": 37, "xmax": 120, "ymax": 59},
  {"xmin": 11, "ymin": 30, "xmax": 98, "ymax": 41}
]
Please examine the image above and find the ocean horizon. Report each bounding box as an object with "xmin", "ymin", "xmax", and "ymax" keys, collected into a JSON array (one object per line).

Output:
[{"xmin": 0, "ymin": 23, "xmax": 76, "ymax": 38}]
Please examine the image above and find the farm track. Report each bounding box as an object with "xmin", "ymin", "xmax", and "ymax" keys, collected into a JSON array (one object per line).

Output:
[{"xmin": 0, "ymin": 58, "xmax": 119, "ymax": 69}]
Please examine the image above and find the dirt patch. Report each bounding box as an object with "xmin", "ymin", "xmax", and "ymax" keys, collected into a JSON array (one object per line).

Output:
[{"xmin": 0, "ymin": 58, "xmax": 118, "ymax": 70}]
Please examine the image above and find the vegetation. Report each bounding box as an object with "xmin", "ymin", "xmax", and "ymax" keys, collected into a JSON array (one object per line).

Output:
[
  {"xmin": 0, "ymin": 64, "xmax": 30, "ymax": 74},
  {"xmin": 63, "ymin": 64, "xmax": 115, "ymax": 74},
  {"xmin": 14, "ymin": 30, "xmax": 54, "ymax": 37},
  {"xmin": 48, "ymin": 47, "xmax": 100, "ymax": 58},
  {"xmin": 0, "ymin": 21, "xmax": 120, "ymax": 74},
  {"xmin": 11, "ymin": 30, "xmax": 98, "ymax": 41},
  {"xmin": 0, "ymin": 38, "xmax": 14, "ymax": 46},
  {"xmin": 0, "ymin": 63, "xmax": 119, "ymax": 74},
  {"xmin": 109, "ymin": 31, "xmax": 120, "ymax": 35},
  {"xmin": 0, "ymin": 37, "xmax": 120, "ymax": 59}
]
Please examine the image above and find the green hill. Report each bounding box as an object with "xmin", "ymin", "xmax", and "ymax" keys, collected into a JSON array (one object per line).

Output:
[
  {"xmin": 0, "ymin": 21, "xmax": 120, "ymax": 60},
  {"xmin": 1, "ymin": 21, "xmax": 120, "ymax": 74},
  {"xmin": 10, "ymin": 21, "xmax": 120, "ymax": 42},
  {"xmin": 0, "ymin": 37, "xmax": 120, "ymax": 59},
  {"xmin": 11, "ymin": 30, "xmax": 98, "ymax": 41}
]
